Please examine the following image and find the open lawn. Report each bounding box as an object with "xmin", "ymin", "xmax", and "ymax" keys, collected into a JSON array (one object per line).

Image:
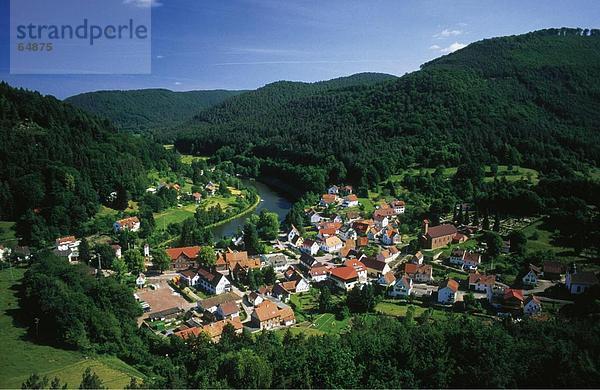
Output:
[
  {"xmin": 0, "ymin": 268, "xmax": 144, "ymax": 389},
  {"xmin": 387, "ymin": 165, "xmax": 539, "ymax": 185},
  {"xmin": 375, "ymin": 301, "xmax": 447, "ymax": 319},
  {"xmin": 0, "ymin": 221, "xmax": 16, "ymax": 245},
  {"xmin": 312, "ymin": 313, "xmax": 350, "ymax": 334},
  {"xmin": 154, "ymin": 203, "xmax": 197, "ymax": 228},
  {"xmin": 521, "ymin": 219, "xmax": 584, "ymax": 260},
  {"xmin": 180, "ymin": 154, "xmax": 209, "ymax": 165}
]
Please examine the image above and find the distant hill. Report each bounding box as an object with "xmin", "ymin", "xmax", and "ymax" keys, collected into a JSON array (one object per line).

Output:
[
  {"xmin": 173, "ymin": 28, "xmax": 600, "ymax": 193},
  {"xmin": 65, "ymin": 88, "xmax": 246, "ymax": 133}
]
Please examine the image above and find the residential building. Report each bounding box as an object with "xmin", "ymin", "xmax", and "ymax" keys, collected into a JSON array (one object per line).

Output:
[
  {"xmin": 344, "ymin": 258, "xmax": 368, "ymax": 283},
  {"xmin": 378, "ymin": 272, "xmax": 396, "ymax": 287},
  {"xmin": 166, "ymin": 246, "xmax": 201, "ymax": 271},
  {"xmin": 196, "ymin": 267, "xmax": 232, "ymax": 295},
  {"xmin": 521, "ymin": 264, "xmax": 541, "ymax": 287},
  {"xmin": 329, "ymin": 266, "xmax": 360, "ymax": 291},
  {"xmin": 390, "ymin": 200, "xmax": 406, "ymax": 214},
  {"xmin": 197, "ymin": 292, "xmax": 242, "ymax": 313},
  {"xmin": 216, "ymin": 301, "xmax": 240, "ymax": 320},
  {"xmin": 55, "ymin": 236, "xmax": 80, "ymax": 251},
  {"xmin": 251, "ymin": 300, "xmax": 296, "ymax": 330},
  {"xmin": 390, "ymin": 276, "xmax": 413, "ymax": 297},
  {"xmin": 411, "ymin": 251, "xmax": 424, "ymax": 265},
  {"xmin": 503, "ymin": 289, "xmax": 524, "ymax": 312},
  {"xmin": 542, "ymin": 261, "xmax": 563, "ymax": 280},
  {"xmin": 301, "ymin": 239, "xmax": 320, "ymax": 256},
  {"xmin": 113, "ymin": 216, "xmax": 140, "ymax": 232},
  {"xmin": 566, "ymin": 264, "xmax": 599, "ymax": 295},
  {"xmin": 320, "ymin": 236, "xmax": 343, "ymax": 253},
  {"xmin": 523, "ymin": 295, "xmax": 542, "ymax": 316},
  {"xmin": 362, "ymin": 257, "xmax": 391, "ymax": 277},
  {"xmin": 438, "ymin": 279, "xmax": 459, "ymax": 304},
  {"xmin": 342, "ymin": 194, "xmax": 359, "ymax": 208},
  {"xmin": 309, "ymin": 265, "xmax": 330, "ymax": 283},
  {"xmin": 468, "ymin": 273, "xmax": 496, "ymax": 292},
  {"xmin": 404, "ymin": 263, "xmax": 433, "ymax": 283},
  {"xmin": 320, "ymin": 194, "xmax": 337, "ymax": 207}
]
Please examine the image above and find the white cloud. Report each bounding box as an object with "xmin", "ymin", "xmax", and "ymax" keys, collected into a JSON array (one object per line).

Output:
[
  {"xmin": 156, "ymin": 55, "xmax": 164, "ymax": 59},
  {"xmin": 429, "ymin": 44, "xmax": 441, "ymax": 50},
  {"xmin": 174, "ymin": 81, "xmax": 182, "ymax": 85},
  {"xmin": 440, "ymin": 42, "xmax": 467, "ymax": 53},
  {"xmin": 434, "ymin": 29, "xmax": 463, "ymax": 38},
  {"xmin": 123, "ymin": 0, "xmax": 162, "ymax": 8}
]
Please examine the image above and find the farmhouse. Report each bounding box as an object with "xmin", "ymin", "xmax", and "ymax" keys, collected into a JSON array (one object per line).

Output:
[
  {"xmin": 320, "ymin": 236, "xmax": 343, "ymax": 253},
  {"xmin": 342, "ymin": 194, "xmax": 359, "ymax": 208},
  {"xmin": 523, "ymin": 295, "xmax": 542, "ymax": 316},
  {"xmin": 566, "ymin": 264, "xmax": 599, "ymax": 295},
  {"xmin": 468, "ymin": 273, "xmax": 496, "ymax": 292},
  {"xmin": 329, "ymin": 266, "xmax": 360, "ymax": 291},
  {"xmin": 301, "ymin": 239, "xmax": 320, "ymax": 256}
]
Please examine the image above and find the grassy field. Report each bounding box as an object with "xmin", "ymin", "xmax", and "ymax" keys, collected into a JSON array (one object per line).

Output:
[
  {"xmin": 154, "ymin": 203, "xmax": 198, "ymax": 228},
  {"xmin": 0, "ymin": 268, "xmax": 144, "ymax": 389},
  {"xmin": 375, "ymin": 301, "xmax": 447, "ymax": 319},
  {"xmin": 0, "ymin": 221, "xmax": 16, "ymax": 246},
  {"xmin": 388, "ymin": 165, "xmax": 539, "ymax": 185},
  {"xmin": 521, "ymin": 219, "xmax": 583, "ymax": 259}
]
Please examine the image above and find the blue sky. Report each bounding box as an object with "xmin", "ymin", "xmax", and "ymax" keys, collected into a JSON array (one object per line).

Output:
[{"xmin": 0, "ymin": 0, "xmax": 599, "ymax": 98}]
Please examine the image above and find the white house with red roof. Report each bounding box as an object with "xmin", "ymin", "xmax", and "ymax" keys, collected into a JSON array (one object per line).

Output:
[
  {"xmin": 438, "ymin": 279, "xmax": 459, "ymax": 304},
  {"xmin": 329, "ymin": 266, "xmax": 360, "ymax": 291}
]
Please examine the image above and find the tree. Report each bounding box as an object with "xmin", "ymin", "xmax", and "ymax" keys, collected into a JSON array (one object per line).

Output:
[
  {"xmin": 78, "ymin": 237, "xmax": 91, "ymax": 264},
  {"xmin": 111, "ymin": 256, "xmax": 128, "ymax": 279},
  {"xmin": 113, "ymin": 185, "xmax": 129, "ymax": 211},
  {"xmin": 508, "ymin": 230, "xmax": 528, "ymax": 255},
  {"xmin": 318, "ymin": 286, "xmax": 333, "ymax": 313},
  {"xmin": 198, "ymin": 246, "xmax": 217, "ymax": 267},
  {"xmin": 152, "ymin": 248, "xmax": 171, "ymax": 273},
  {"xmin": 482, "ymin": 213, "xmax": 491, "ymax": 230},
  {"xmin": 483, "ymin": 231, "xmax": 503, "ymax": 259},
  {"xmin": 79, "ymin": 368, "xmax": 105, "ymax": 389},
  {"xmin": 263, "ymin": 266, "xmax": 276, "ymax": 285},
  {"xmin": 243, "ymin": 216, "xmax": 262, "ymax": 254},
  {"xmin": 124, "ymin": 248, "xmax": 145, "ymax": 274},
  {"xmin": 93, "ymin": 243, "xmax": 116, "ymax": 269},
  {"xmin": 493, "ymin": 213, "xmax": 501, "ymax": 232},
  {"xmin": 257, "ymin": 210, "xmax": 280, "ymax": 241}
]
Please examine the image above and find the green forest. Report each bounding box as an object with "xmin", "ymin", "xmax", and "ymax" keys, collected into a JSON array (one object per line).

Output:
[
  {"xmin": 15, "ymin": 254, "xmax": 600, "ymax": 389},
  {"xmin": 0, "ymin": 82, "xmax": 176, "ymax": 246},
  {"xmin": 173, "ymin": 28, "xmax": 600, "ymax": 194},
  {"xmin": 66, "ymin": 88, "xmax": 245, "ymax": 134}
]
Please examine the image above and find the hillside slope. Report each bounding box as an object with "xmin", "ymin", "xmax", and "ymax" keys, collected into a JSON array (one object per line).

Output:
[
  {"xmin": 66, "ymin": 88, "xmax": 245, "ymax": 133},
  {"xmin": 0, "ymin": 82, "xmax": 173, "ymax": 245},
  {"xmin": 173, "ymin": 28, "xmax": 600, "ymax": 192}
]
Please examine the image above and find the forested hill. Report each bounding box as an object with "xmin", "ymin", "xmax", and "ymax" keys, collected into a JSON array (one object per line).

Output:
[
  {"xmin": 65, "ymin": 88, "xmax": 245, "ymax": 133},
  {"xmin": 0, "ymin": 82, "xmax": 174, "ymax": 245},
  {"xmin": 173, "ymin": 28, "xmax": 600, "ymax": 193}
]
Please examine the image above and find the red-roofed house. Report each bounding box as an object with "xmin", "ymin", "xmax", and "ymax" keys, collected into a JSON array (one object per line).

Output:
[
  {"xmin": 166, "ymin": 246, "xmax": 201, "ymax": 270},
  {"xmin": 468, "ymin": 273, "xmax": 496, "ymax": 292},
  {"xmin": 329, "ymin": 266, "xmax": 360, "ymax": 291},
  {"xmin": 438, "ymin": 279, "xmax": 459, "ymax": 304}
]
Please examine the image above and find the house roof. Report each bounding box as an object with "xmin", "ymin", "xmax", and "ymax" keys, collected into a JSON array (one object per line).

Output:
[
  {"xmin": 309, "ymin": 265, "xmax": 330, "ymax": 277},
  {"xmin": 197, "ymin": 267, "xmax": 225, "ymax": 286},
  {"xmin": 542, "ymin": 261, "xmax": 563, "ymax": 274},
  {"xmin": 253, "ymin": 300, "xmax": 281, "ymax": 322},
  {"xmin": 468, "ymin": 273, "xmax": 496, "ymax": 286},
  {"xmin": 319, "ymin": 227, "xmax": 338, "ymax": 237},
  {"xmin": 303, "ymin": 239, "xmax": 317, "ymax": 248},
  {"xmin": 173, "ymin": 326, "xmax": 202, "ymax": 339},
  {"xmin": 362, "ymin": 257, "xmax": 388, "ymax": 272},
  {"xmin": 166, "ymin": 246, "xmax": 201, "ymax": 261},
  {"xmin": 321, "ymin": 194, "xmax": 337, "ymax": 204},
  {"xmin": 300, "ymin": 253, "xmax": 317, "ymax": 267},
  {"xmin": 426, "ymin": 224, "xmax": 457, "ymax": 239},
  {"xmin": 202, "ymin": 318, "xmax": 242, "ymax": 339},
  {"xmin": 148, "ymin": 307, "xmax": 181, "ymax": 320},
  {"xmin": 217, "ymin": 301, "xmax": 239, "ymax": 316},
  {"xmin": 115, "ymin": 216, "xmax": 140, "ymax": 228},
  {"xmin": 524, "ymin": 295, "xmax": 541, "ymax": 305},
  {"xmin": 330, "ymin": 266, "xmax": 358, "ymax": 281},
  {"xmin": 463, "ymin": 252, "xmax": 481, "ymax": 264},
  {"xmin": 414, "ymin": 264, "xmax": 432, "ymax": 276},
  {"xmin": 357, "ymin": 237, "xmax": 369, "ymax": 247},
  {"xmin": 323, "ymin": 236, "xmax": 343, "ymax": 247},
  {"xmin": 344, "ymin": 258, "xmax": 366, "ymax": 272},
  {"xmin": 56, "ymin": 236, "xmax": 77, "ymax": 244},
  {"xmin": 504, "ymin": 288, "xmax": 524, "ymax": 302},
  {"xmin": 570, "ymin": 271, "xmax": 599, "ymax": 286},
  {"xmin": 179, "ymin": 269, "xmax": 197, "ymax": 279},
  {"xmin": 382, "ymin": 272, "xmax": 396, "ymax": 285},
  {"xmin": 404, "ymin": 263, "xmax": 418, "ymax": 274},
  {"xmin": 397, "ymin": 276, "xmax": 412, "ymax": 288},
  {"xmin": 344, "ymin": 194, "xmax": 358, "ymax": 202},
  {"xmin": 198, "ymin": 292, "xmax": 241, "ymax": 310},
  {"xmin": 391, "ymin": 200, "xmax": 405, "ymax": 207},
  {"xmin": 440, "ymin": 279, "xmax": 459, "ymax": 292}
]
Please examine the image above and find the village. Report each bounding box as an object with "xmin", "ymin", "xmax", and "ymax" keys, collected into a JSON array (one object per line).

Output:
[{"xmin": 5, "ymin": 182, "xmax": 596, "ymax": 344}]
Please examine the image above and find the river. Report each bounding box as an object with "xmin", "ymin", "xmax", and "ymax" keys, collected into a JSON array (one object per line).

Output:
[{"xmin": 211, "ymin": 178, "xmax": 292, "ymax": 239}]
